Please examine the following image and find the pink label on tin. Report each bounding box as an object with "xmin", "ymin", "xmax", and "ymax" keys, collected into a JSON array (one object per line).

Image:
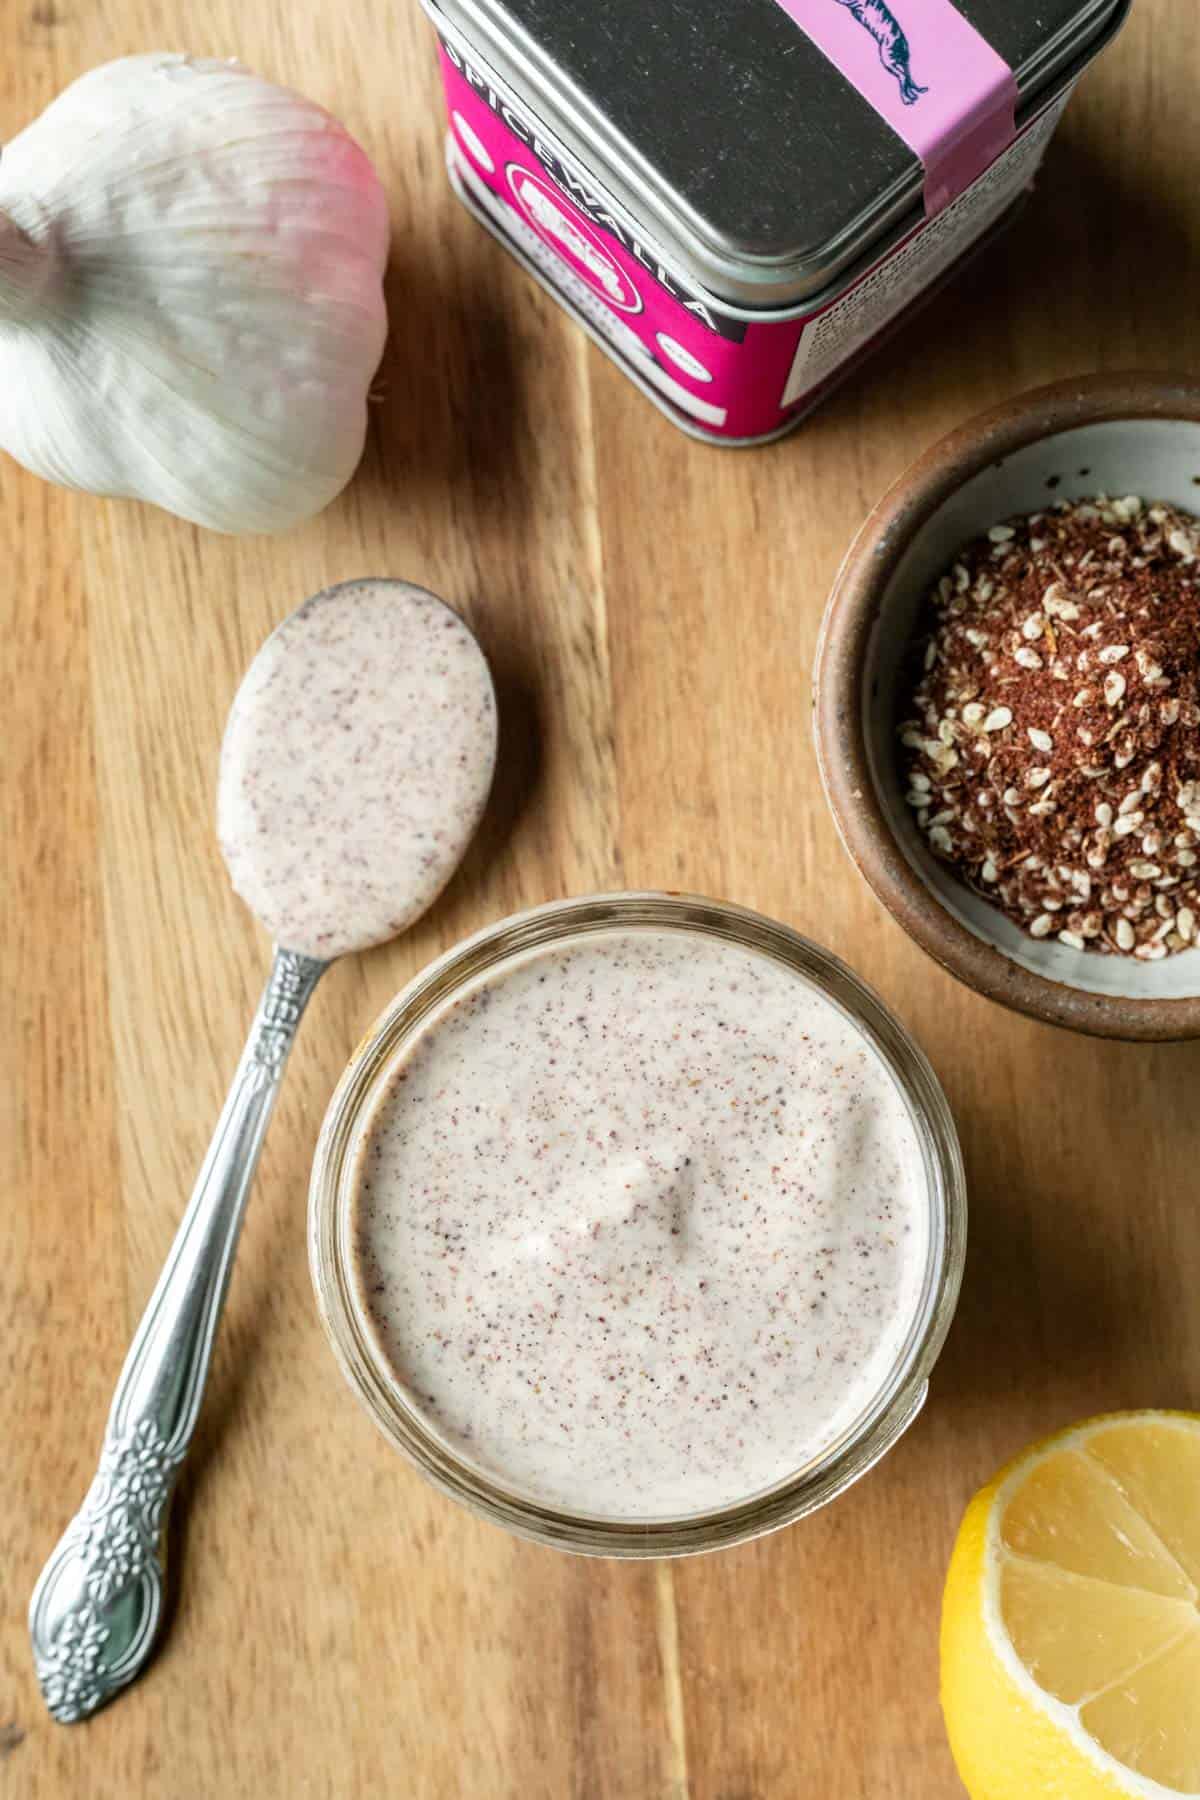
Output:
[{"xmin": 771, "ymin": 0, "xmax": 1018, "ymax": 213}]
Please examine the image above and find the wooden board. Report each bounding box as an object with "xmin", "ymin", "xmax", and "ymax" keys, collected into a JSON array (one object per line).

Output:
[{"xmin": 3, "ymin": 2, "xmax": 1198, "ymax": 1794}]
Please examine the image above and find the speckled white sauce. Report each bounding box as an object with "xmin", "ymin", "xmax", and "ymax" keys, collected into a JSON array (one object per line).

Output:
[
  {"xmin": 351, "ymin": 927, "xmax": 931, "ymax": 1520},
  {"xmin": 218, "ymin": 580, "xmax": 497, "ymax": 958}
]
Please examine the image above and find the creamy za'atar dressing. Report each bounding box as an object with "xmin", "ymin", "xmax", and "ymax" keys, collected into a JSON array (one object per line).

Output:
[
  {"xmin": 218, "ymin": 580, "xmax": 497, "ymax": 958},
  {"xmin": 351, "ymin": 926, "xmax": 930, "ymax": 1519}
]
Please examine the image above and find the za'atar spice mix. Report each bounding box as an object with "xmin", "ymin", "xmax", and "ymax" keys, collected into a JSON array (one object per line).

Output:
[{"xmin": 899, "ymin": 496, "xmax": 1200, "ymax": 960}]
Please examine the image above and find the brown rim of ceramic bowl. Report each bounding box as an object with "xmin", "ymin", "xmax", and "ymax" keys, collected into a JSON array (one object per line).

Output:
[{"xmin": 813, "ymin": 371, "xmax": 1200, "ymax": 1043}]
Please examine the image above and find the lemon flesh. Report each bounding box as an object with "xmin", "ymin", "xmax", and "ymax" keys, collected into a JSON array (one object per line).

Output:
[{"xmin": 942, "ymin": 1413, "xmax": 1200, "ymax": 1798}]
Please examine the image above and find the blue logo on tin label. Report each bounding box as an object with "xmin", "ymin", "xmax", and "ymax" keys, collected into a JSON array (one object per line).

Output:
[{"xmin": 832, "ymin": 0, "xmax": 929, "ymax": 105}]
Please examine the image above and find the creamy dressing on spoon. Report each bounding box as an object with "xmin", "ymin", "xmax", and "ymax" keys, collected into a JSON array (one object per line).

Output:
[
  {"xmin": 218, "ymin": 580, "xmax": 497, "ymax": 958},
  {"xmin": 351, "ymin": 927, "xmax": 930, "ymax": 1520}
]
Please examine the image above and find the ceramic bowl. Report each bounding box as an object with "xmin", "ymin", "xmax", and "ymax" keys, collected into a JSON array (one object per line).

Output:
[{"xmin": 814, "ymin": 373, "xmax": 1200, "ymax": 1041}]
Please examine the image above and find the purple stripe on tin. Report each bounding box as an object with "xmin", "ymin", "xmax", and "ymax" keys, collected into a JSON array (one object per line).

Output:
[{"xmin": 771, "ymin": 0, "xmax": 1018, "ymax": 213}]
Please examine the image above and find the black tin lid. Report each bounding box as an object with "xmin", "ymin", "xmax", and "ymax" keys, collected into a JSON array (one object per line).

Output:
[{"xmin": 430, "ymin": 0, "xmax": 1128, "ymax": 299}]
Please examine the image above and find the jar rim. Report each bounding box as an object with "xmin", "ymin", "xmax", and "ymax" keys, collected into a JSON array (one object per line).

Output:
[{"xmin": 308, "ymin": 891, "xmax": 967, "ymax": 1557}]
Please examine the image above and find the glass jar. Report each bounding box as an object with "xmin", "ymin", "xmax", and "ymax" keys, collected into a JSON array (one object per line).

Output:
[{"xmin": 308, "ymin": 892, "xmax": 966, "ymax": 1557}]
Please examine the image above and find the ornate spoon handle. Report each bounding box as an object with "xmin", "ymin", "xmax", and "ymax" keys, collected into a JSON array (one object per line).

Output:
[{"xmin": 29, "ymin": 947, "xmax": 326, "ymax": 1723}]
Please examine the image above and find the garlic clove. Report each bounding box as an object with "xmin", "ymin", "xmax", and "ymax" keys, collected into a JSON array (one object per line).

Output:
[{"xmin": 0, "ymin": 55, "xmax": 389, "ymax": 534}]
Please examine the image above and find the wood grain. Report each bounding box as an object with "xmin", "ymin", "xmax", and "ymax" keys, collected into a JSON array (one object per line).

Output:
[{"xmin": 3, "ymin": 2, "xmax": 1199, "ymax": 1795}]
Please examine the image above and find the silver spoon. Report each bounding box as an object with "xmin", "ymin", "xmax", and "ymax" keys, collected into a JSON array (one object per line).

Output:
[{"xmin": 30, "ymin": 579, "xmax": 497, "ymax": 1723}]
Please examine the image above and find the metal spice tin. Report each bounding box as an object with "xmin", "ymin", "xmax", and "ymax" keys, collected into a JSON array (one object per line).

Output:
[{"xmin": 422, "ymin": 0, "xmax": 1130, "ymax": 443}]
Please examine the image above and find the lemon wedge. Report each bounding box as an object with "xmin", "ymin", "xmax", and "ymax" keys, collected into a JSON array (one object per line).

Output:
[{"xmin": 941, "ymin": 1412, "xmax": 1200, "ymax": 1798}]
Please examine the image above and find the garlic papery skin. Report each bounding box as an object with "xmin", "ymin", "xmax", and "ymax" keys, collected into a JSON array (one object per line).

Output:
[
  {"xmin": 0, "ymin": 211, "xmax": 57, "ymax": 321},
  {"xmin": 0, "ymin": 55, "xmax": 389, "ymax": 534}
]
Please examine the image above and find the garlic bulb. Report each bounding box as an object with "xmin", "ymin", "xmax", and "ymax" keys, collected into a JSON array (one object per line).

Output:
[{"xmin": 0, "ymin": 55, "xmax": 389, "ymax": 534}]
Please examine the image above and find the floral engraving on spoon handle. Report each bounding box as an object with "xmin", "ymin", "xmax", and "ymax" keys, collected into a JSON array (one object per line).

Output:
[
  {"xmin": 251, "ymin": 948, "xmax": 327, "ymax": 1073},
  {"xmin": 35, "ymin": 1422, "xmax": 181, "ymax": 1722},
  {"xmin": 30, "ymin": 948, "xmax": 325, "ymax": 1723}
]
